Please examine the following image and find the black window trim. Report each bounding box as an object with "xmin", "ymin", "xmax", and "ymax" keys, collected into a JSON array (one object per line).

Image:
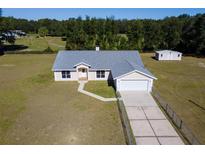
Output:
[
  {"xmin": 96, "ymin": 70, "xmax": 105, "ymax": 78},
  {"xmin": 62, "ymin": 71, "xmax": 71, "ymax": 78}
]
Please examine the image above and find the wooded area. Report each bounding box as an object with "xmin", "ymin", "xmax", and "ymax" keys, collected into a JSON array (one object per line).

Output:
[{"xmin": 0, "ymin": 13, "xmax": 205, "ymax": 55}]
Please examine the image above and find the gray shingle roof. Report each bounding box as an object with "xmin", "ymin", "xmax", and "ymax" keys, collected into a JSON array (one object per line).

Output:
[{"xmin": 52, "ymin": 50, "xmax": 156, "ymax": 79}]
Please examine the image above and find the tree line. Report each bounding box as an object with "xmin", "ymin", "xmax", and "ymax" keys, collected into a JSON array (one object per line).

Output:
[{"xmin": 0, "ymin": 13, "xmax": 205, "ymax": 55}]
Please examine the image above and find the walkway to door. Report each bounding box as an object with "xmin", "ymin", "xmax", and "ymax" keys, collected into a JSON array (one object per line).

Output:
[
  {"xmin": 120, "ymin": 91, "xmax": 184, "ymax": 145},
  {"xmin": 78, "ymin": 81, "xmax": 117, "ymax": 102}
]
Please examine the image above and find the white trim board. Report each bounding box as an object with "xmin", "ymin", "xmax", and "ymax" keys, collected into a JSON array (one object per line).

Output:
[{"xmin": 114, "ymin": 70, "xmax": 157, "ymax": 80}]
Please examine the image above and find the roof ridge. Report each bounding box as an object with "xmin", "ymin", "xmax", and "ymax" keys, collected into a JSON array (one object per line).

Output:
[
  {"xmin": 123, "ymin": 59, "xmax": 137, "ymax": 69},
  {"xmin": 124, "ymin": 57, "xmax": 143, "ymax": 67},
  {"xmin": 59, "ymin": 50, "xmax": 139, "ymax": 52}
]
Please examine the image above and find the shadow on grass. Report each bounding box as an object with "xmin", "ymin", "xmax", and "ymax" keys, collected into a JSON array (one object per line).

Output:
[
  {"xmin": 107, "ymin": 73, "xmax": 116, "ymax": 90},
  {"xmin": 0, "ymin": 45, "xmax": 28, "ymax": 55},
  {"xmin": 107, "ymin": 79, "xmax": 118, "ymax": 98},
  {"xmin": 188, "ymin": 99, "xmax": 205, "ymax": 111},
  {"xmin": 183, "ymin": 54, "xmax": 205, "ymax": 58},
  {"xmin": 151, "ymin": 56, "xmax": 158, "ymax": 61},
  {"xmin": 0, "ymin": 49, "xmax": 4, "ymax": 56},
  {"xmin": 3, "ymin": 44, "xmax": 28, "ymax": 52},
  {"xmin": 107, "ymin": 79, "xmax": 115, "ymax": 90},
  {"xmin": 61, "ymin": 37, "xmax": 67, "ymax": 41}
]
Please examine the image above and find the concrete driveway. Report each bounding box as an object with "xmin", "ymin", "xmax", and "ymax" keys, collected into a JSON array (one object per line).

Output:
[
  {"xmin": 120, "ymin": 91, "xmax": 184, "ymax": 145},
  {"xmin": 120, "ymin": 91, "xmax": 157, "ymax": 107}
]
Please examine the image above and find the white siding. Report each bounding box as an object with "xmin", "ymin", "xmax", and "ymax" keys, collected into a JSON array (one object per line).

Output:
[
  {"xmin": 54, "ymin": 70, "xmax": 111, "ymax": 81},
  {"xmin": 116, "ymin": 71, "xmax": 153, "ymax": 92},
  {"xmin": 121, "ymin": 71, "xmax": 151, "ymax": 80},
  {"xmin": 54, "ymin": 71, "xmax": 78, "ymax": 81},
  {"xmin": 171, "ymin": 52, "xmax": 182, "ymax": 60},
  {"xmin": 54, "ymin": 70, "xmax": 154, "ymax": 92},
  {"xmin": 156, "ymin": 52, "xmax": 182, "ymax": 60},
  {"xmin": 88, "ymin": 70, "xmax": 111, "ymax": 80}
]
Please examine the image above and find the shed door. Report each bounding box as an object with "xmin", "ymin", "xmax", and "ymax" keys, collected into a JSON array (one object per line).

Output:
[{"xmin": 118, "ymin": 80, "xmax": 148, "ymax": 91}]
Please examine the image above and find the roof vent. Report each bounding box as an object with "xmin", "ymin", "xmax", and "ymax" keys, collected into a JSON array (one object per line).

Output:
[{"xmin": 95, "ymin": 46, "xmax": 100, "ymax": 51}]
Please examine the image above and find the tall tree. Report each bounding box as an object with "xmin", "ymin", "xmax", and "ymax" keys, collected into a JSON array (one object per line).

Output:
[
  {"xmin": 38, "ymin": 27, "xmax": 48, "ymax": 37},
  {"xmin": 181, "ymin": 14, "xmax": 205, "ymax": 55},
  {"xmin": 1, "ymin": 13, "xmax": 205, "ymax": 55},
  {"xmin": 0, "ymin": 8, "xmax": 3, "ymax": 47},
  {"xmin": 143, "ymin": 20, "xmax": 162, "ymax": 50},
  {"xmin": 127, "ymin": 20, "xmax": 144, "ymax": 50},
  {"xmin": 161, "ymin": 17, "xmax": 183, "ymax": 49}
]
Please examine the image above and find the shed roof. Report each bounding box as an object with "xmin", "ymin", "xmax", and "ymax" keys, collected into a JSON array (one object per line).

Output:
[
  {"xmin": 156, "ymin": 50, "xmax": 182, "ymax": 54},
  {"xmin": 52, "ymin": 50, "xmax": 156, "ymax": 79}
]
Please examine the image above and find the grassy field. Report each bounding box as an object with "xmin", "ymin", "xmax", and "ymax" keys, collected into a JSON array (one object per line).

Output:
[
  {"xmin": 7, "ymin": 34, "xmax": 66, "ymax": 52},
  {"xmin": 0, "ymin": 54, "xmax": 125, "ymax": 144},
  {"xmin": 141, "ymin": 53, "xmax": 205, "ymax": 144},
  {"xmin": 2, "ymin": 52, "xmax": 204, "ymax": 144},
  {"xmin": 84, "ymin": 81, "xmax": 116, "ymax": 98}
]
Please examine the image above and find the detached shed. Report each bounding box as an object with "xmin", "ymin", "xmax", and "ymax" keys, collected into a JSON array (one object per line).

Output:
[{"xmin": 155, "ymin": 50, "xmax": 182, "ymax": 61}]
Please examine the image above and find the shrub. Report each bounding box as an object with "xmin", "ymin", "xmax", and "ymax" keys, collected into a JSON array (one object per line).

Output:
[{"xmin": 44, "ymin": 46, "xmax": 54, "ymax": 53}]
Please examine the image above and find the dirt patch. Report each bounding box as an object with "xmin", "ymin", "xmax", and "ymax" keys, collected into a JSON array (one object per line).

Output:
[
  {"xmin": 21, "ymin": 49, "xmax": 34, "ymax": 51},
  {"xmin": 198, "ymin": 62, "xmax": 205, "ymax": 68},
  {"xmin": 48, "ymin": 42, "xmax": 65, "ymax": 48},
  {"xmin": 0, "ymin": 64, "xmax": 16, "ymax": 67}
]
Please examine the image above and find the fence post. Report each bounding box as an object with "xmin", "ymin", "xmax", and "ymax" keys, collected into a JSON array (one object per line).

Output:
[
  {"xmin": 179, "ymin": 119, "xmax": 182, "ymax": 129},
  {"xmin": 165, "ymin": 103, "xmax": 168, "ymax": 112},
  {"xmin": 151, "ymin": 86, "xmax": 201, "ymax": 145},
  {"xmin": 172, "ymin": 109, "xmax": 175, "ymax": 119}
]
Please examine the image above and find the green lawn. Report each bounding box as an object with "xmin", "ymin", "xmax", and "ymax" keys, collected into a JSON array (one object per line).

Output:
[
  {"xmin": 0, "ymin": 54, "xmax": 125, "ymax": 144},
  {"xmin": 7, "ymin": 34, "xmax": 66, "ymax": 53},
  {"xmin": 141, "ymin": 53, "xmax": 205, "ymax": 144},
  {"xmin": 84, "ymin": 81, "xmax": 116, "ymax": 98}
]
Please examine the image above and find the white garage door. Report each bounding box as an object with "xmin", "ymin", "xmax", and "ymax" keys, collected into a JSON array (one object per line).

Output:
[{"xmin": 119, "ymin": 80, "xmax": 148, "ymax": 91}]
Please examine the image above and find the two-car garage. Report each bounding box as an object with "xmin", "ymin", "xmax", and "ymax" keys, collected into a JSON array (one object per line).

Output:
[
  {"xmin": 118, "ymin": 80, "xmax": 149, "ymax": 91},
  {"xmin": 115, "ymin": 71, "xmax": 155, "ymax": 92}
]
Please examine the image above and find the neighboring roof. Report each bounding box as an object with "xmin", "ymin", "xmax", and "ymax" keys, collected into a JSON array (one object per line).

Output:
[
  {"xmin": 52, "ymin": 50, "xmax": 156, "ymax": 79},
  {"xmin": 156, "ymin": 50, "xmax": 182, "ymax": 54}
]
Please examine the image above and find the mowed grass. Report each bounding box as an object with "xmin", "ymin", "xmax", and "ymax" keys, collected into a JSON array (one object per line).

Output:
[
  {"xmin": 141, "ymin": 53, "xmax": 205, "ymax": 144},
  {"xmin": 84, "ymin": 81, "xmax": 116, "ymax": 98},
  {"xmin": 0, "ymin": 54, "xmax": 125, "ymax": 144},
  {"xmin": 14, "ymin": 34, "xmax": 66, "ymax": 52}
]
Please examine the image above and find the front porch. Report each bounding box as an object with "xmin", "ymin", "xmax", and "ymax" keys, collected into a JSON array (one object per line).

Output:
[{"xmin": 77, "ymin": 67, "xmax": 88, "ymax": 81}]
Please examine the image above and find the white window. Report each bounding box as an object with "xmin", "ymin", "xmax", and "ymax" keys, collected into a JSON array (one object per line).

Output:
[
  {"xmin": 178, "ymin": 54, "xmax": 180, "ymax": 57},
  {"xmin": 161, "ymin": 54, "xmax": 163, "ymax": 57},
  {"xmin": 96, "ymin": 70, "xmax": 105, "ymax": 78},
  {"xmin": 62, "ymin": 71, "xmax": 71, "ymax": 78}
]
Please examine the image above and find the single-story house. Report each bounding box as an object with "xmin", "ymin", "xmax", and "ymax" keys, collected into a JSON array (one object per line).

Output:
[
  {"xmin": 155, "ymin": 50, "xmax": 182, "ymax": 61},
  {"xmin": 52, "ymin": 50, "xmax": 157, "ymax": 92}
]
